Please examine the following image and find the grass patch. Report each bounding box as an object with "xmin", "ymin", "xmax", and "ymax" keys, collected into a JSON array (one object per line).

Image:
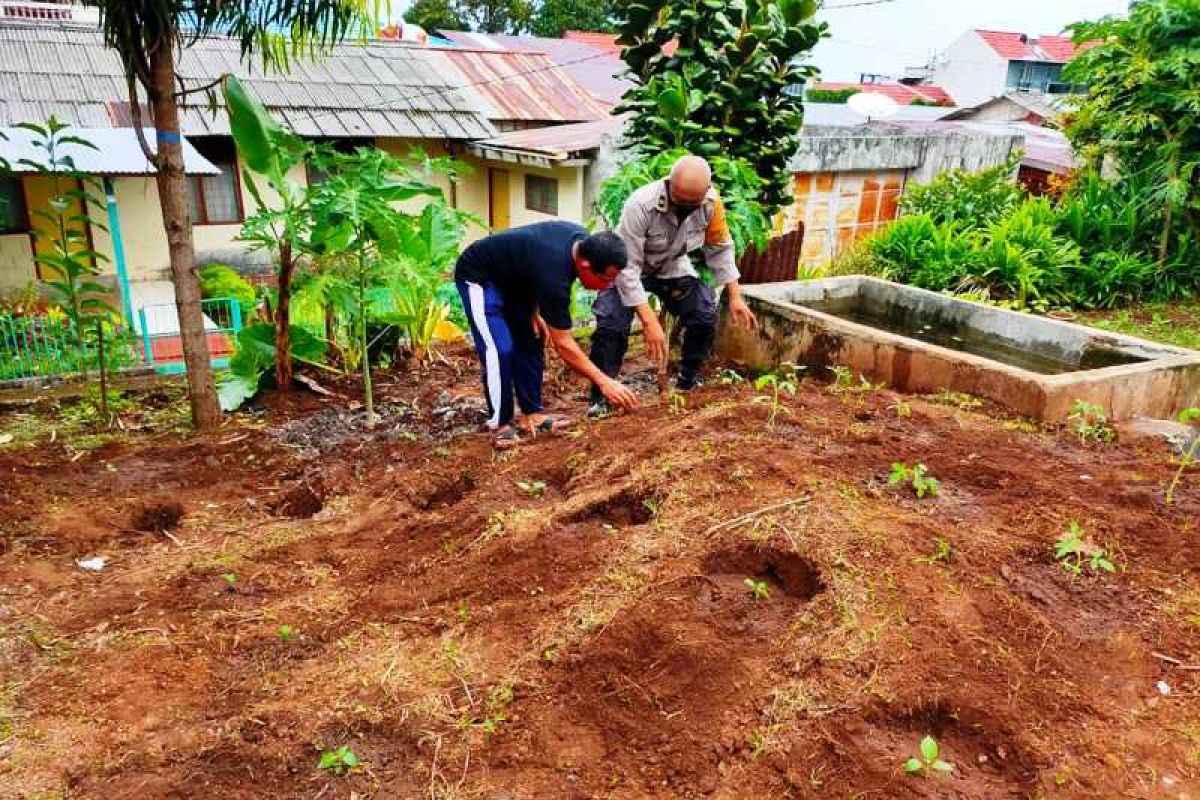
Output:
[{"xmin": 1083, "ymin": 300, "xmax": 1200, "ymax": 350}]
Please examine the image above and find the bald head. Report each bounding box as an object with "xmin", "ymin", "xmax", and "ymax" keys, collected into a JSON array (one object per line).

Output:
[{"xmin": 668, "ymin": 155, "xmax": 712, "ymax": 206}]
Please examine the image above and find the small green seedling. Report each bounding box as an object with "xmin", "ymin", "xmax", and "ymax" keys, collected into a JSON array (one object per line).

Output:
[
  {"xmin": 718, "ymin": 368, "xmax": 745, "ymax": 386},
  {"xmin": 888, "ymin": 462, "xmax": 941, "ymax": 498},
  {"xmin": 1054, "ymin": 521, "xmax": 1115, "ymax": 575},
  {"xmin": 434, "ymin": 446, "xmax": 451, "ymax": 458},
  {"xmin": 278, "ymin": 624, "xmax": 296, "ymax": 643},
  {"xmin": 917, "ymin": 537, "xmax": 952, "ymax": 565},
  {"xmin": 890, "ymin": 399, "xmax": 913, "ymax": 419},
  {"xmin": 1166, "ymin": 407, "xmax": 1200, "ymax": 505},
  {"xmin": 904, "ymin": 735, "xmax": 953, "ymax": 776},
  {"xmin": 456, "ymin": 602, "xmax": 470, "ymax": 623},
  {"xmin": 744, "ymin": 578, "xmax": 771, "ymax": 601},
  {"xmin": 831, "ymin": 365, "xmax": 882, "ymax": 394},
  {"xmin": 317, "ymin": 745, "xmax": 360, "ymax": 776},
  {"xmin": 667, "ymin": 389, "xmax": 688, "ymax": 415},
  {"xmin": 753, "ymin": 368, "xmax": 800, "ymax": 428},
  {"xmin": 1068, "ymin": 400, "xmax": 1116, "ymax": 445},
  {"xmin": 221, "ymin": 572, "xmax": 237, "ymax": 585},
  {"xmin": 516, "ymin": 479, "xmax": 547, "ymax": 498}
]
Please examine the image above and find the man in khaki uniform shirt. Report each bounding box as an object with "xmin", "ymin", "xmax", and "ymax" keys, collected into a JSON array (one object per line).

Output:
[{"xmin": 589, "ymin": 155, "xmax": 758, "ymax": 409}]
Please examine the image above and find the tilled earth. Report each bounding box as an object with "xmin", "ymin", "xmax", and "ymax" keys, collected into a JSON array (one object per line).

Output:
[{"xmin": 1, "ymin": 346, "xmax": 1198, "ymax": 800}]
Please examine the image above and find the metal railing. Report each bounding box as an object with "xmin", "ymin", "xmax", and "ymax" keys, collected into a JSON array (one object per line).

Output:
[
  {"xmin": 0, "ymin": 313, "xmax": 142, "ymax": 382},
  {"xmin": 136, "ymin": 296, "xmax": 243, "ymax": 375}
]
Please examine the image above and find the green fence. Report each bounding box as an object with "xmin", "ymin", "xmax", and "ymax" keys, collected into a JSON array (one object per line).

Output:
[
  {"xmin": 137, "ymin": 296, "xmax": 242, "ymax": 375},
  {"xmin": 0, "ymin": 313, "xmax": 142, "ymax": 382}
]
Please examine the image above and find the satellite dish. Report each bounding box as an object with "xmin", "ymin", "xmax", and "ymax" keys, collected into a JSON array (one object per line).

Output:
[{"xmin": 847, "ymin": 92, "xmax": 900, "ymax": 122}]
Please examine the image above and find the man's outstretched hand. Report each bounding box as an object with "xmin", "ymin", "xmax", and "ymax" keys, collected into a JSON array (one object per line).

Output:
[
  {"xmin": 729, "ymin": 296, "xmax": 759, "ymax": 330},
  {"xmin": 600, "ymin": 377, "xmax": 638, "ymax": 410},
  {"xmin": 642, "ymin": 315, "xmax": 668, "ymax": 365}
]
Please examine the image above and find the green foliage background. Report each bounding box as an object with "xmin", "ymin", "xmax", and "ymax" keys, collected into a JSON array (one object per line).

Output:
[{"xmin": 615, "ymin": 0, "xmax": 826, "ymax": 213}]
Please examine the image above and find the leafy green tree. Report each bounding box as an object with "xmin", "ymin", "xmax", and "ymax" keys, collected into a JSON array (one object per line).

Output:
[
  {"xmin": 404, "ymin": 0, "xmax": 468, "ymax": 32},
  {"xmin": 531, "ymin": 0, "xmax": 617, "ymax": 37},
  {"xmin": 86, "ymin": 0, "xmax": 373, "ymax": 429},
  {"xmin": 615, "ymin": 0, "xmax": 826, "ymax": 213},
  {"xmin": 460, "ymin": 0, "xmax": 534, "ymax": 32},
  {"xmin": 1063, "ymin": 0, "xmax": 1200, "ymax": 268}
]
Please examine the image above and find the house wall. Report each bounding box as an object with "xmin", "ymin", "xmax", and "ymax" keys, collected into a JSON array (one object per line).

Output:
[
  {"xmin": 456, "ymin": 155, "xmax": 586, "ymax": 234},
  {"xmin": 781, "ymin": 169, "xmax": 907, "ymax": 268},
  {"xmin": 931, "ymin": 31, "xmax": 1007, "ymax": 108},
  {"xmin": 0, "ymin": 234, "xmax": 32, "ymax": 289}
]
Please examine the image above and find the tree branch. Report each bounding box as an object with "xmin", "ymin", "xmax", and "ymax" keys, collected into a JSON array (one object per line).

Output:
[
  {"xmin": 126, "ymin": 70, "xmax": 160, "ymax": 169},
  {"xmin": 174, "ymin": 75, "xmax": 224, "ymax": 101}
]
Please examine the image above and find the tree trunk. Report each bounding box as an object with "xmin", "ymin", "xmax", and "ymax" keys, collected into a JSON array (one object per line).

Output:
[
  {"xmin": 1159, "ymin": 201, "xmax": 1175, "ymax": 266},
  {"xmin": 275, "ymin": 240, "xmax": 295, "ymax": 389},
  {"xmin": 148, "ymin": 44, "xmax": 221, "ymax": 431}
]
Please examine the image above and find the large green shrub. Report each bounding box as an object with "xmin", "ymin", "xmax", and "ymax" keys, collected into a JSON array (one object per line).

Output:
[
  {"xmin": 198, "ymin": 263, "xmax": 257, "ymax": 319},
  {"xmin": 616, "ymin": 0, "xmax": 825, "ymax": 214},
  {"xmin": 595, "ymin": 149, "xmax": 770, "ymax": 259},
  {"xmin": 867, "ymin": 156, "xmax": 1193, "ymax": 311}
]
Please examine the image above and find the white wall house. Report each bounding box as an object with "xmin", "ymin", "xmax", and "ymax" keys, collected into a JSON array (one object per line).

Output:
[{"xmin": 929, "ymin": 30, "xmax": 1085, "ymax": 109}]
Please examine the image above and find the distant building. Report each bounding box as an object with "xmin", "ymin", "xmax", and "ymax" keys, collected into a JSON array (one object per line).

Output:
[
  {"xmin": 808, "ymin": 82, "xmax": 955, "ymax": 106},
  {"xmin": 925, "ymin": 30, "xmax": 1089, "ymax": 109},
  {"xmin": 945, "ymin": 91, "xmax": 1068, "ymax": 127}
]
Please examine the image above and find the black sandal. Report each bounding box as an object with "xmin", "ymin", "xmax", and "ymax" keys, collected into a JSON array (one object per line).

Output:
[
  {"xmin": 493, "ymin": 426, "xmax": 523, "ymax": 450},
  {"xmin": 527, "ymin": 415, "xmax": 572, "ymax": 435}
]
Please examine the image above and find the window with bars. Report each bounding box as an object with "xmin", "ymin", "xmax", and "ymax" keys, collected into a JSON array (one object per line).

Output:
[
  {"xmin": 188, "ymin": 137, "xmax": 244, "ymax": 225},
  {"xmin": 524, "ymin": 174, "xmax": 558, "ymax": 215},
  {"xmin": 0, "ymin": 176, "xmax": 28, "ymax": 234}
]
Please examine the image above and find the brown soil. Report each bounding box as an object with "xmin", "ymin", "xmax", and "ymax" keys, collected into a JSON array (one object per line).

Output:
[{"xmin": 1, "ymin": 346, "xmax": 1198, "ymax": 800}]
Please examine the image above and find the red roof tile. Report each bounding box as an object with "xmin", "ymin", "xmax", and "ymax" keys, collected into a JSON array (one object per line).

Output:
[
  {"xmin": 975, "ymin": 30, "xmax": 1093, "ymax": 63},
  {"xmin": 976, "ymin": 30, "xmax": 1036, "ymax": 60},
  {"xmin": 562, "ymin": 30, "xmax": 677, "ymax": 56},
  {"xmin": 810, "ymin": 82, "xmax": 954, "ymax": 107}
]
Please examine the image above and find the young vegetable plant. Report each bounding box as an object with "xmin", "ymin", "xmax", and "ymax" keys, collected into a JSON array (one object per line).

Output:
[
  {"xmin": 904, "ymin": 735, "xmax": 953, "ymax": 776},
  {"xmin": 753, "ymin": 364, "xmax": 802, "ymax": 428},
  {"xmin": 1055, "ymin": 520, "xmax": 1115, "ymax": 575},
  {"xmin": 317, "ymin": 745, "xmax": 359, "ymax": 776},
  {"xmin": 830, "ymin": 365, "xmax": 882, "ymax": 394},
  {"xmin": 1165, "ymin": 408, "xmax": 1200, "ymax": 505},
  {"xmin": 888, "ymin": 462, "xmax": 941, "ymax": 498},
  {"xmin": 516, "ymin": 479, "xmax": 547, "ymax": 498},
  {"xmin": 1068, "ymin": 400, "xmax": 1116, "ymax": 445},
  {"xmin": 744, "ymin": 578, "xmax": 771, "ymax": 601},
  {"xmin": 278, "ymin": 624, "xmax": 296, "ymax": 643}
]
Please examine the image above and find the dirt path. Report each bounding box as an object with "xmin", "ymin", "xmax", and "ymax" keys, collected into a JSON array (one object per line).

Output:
[{"xmin": 1, "ymin": 351, "xmax": 1198, "ymax": 799}]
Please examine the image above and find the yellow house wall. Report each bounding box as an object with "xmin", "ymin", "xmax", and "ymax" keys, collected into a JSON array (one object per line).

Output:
[{"xmin": 2, "ymin": 138, "xmax": 592, "ymax": 292}]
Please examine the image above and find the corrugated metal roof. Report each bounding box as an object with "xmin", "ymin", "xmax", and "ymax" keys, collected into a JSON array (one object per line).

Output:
[
  {"xmin": 432, "ymin": 45, "xmax": 612, "ymax": 121},
  {"xmin": 0, "ymin": 126, "xmax": 219, "ymax": 175},
  {"xmin": 467, "ymin": 115, "xmax": 625, "ymax": 160},
  {"xmin": 439, "ymin": 30, "xmax": 630, "ymax": 106},
  {"xmin": 0, "ymin": 20, "xmax": 496, "ymax": 140}
]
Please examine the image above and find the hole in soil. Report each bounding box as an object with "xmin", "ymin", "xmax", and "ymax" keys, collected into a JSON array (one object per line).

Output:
[
  {"xmin": 130, "ymin": 501, "xmax": 185, "ymax": 532},
  {"xmin": 566, "ymin": 487, "xmax": 656, "ymax": 526},
  {"xmin": 419, "ymin": 473, "xmax": 476, "ymax": 510},
  {"xmin": 702, "ymin": 545, "xmax": 825, "ymax": 600},
  {"xmin": 274, "ymin": 481, "xmax": 325, "ymax": 519}
]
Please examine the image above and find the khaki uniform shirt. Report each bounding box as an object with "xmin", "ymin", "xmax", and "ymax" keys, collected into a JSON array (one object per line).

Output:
[{"xmin": 614, "ymin": 179, "xmax": 738, "ymax": 308}]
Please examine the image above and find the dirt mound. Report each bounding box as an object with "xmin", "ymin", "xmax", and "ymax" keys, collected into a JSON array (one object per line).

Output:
[{"xmin": 2, "ymin": 350, "xmax": 1198, "ymax": 800}]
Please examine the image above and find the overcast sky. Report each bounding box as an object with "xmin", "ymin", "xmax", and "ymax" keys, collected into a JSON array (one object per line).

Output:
[{"xmin": 811, "ymin": 0, "xmax": 1130, "ymax": 81}]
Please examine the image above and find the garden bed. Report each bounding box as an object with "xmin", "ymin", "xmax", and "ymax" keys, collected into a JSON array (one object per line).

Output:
[{"xmin": 1, "ymin": 345, "xmax": 1198, "ymax": 800}]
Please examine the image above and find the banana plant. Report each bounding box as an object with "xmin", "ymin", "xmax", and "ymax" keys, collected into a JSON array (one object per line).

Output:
[
  {"xmin": 306, "ymin": 146, "xmax": 464, "ymax": 425},
  {"xmin": 223, "ymin": 74, "xmax": 311, "ymax": 391}
]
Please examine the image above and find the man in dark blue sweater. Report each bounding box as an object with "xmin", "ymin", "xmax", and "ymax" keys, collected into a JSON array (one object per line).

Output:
[{"xmin": 455, "ymin": 221, "xmax": 639, "ymax": 449}]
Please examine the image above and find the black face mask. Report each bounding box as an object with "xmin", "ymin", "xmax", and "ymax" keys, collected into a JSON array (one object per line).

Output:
[{"xmin": 665, "ymin": 180, "xmax": 702, "ymax": 217}]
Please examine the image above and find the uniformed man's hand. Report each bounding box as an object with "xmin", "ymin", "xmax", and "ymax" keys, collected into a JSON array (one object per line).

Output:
[
  {"xmin": 600, "ymin": 377, "xmax": 639, "ymax": 410},
  {"xmin": 532, "ymin": 313, "xmax": 551, "ymax": 340},
  {"xmin": 729, "ymin": 297, "xmax": 759, "ymax": 330},
  {"xmin": 643, "ymin": 316, "xmax": 668, "ymax": 364}
]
